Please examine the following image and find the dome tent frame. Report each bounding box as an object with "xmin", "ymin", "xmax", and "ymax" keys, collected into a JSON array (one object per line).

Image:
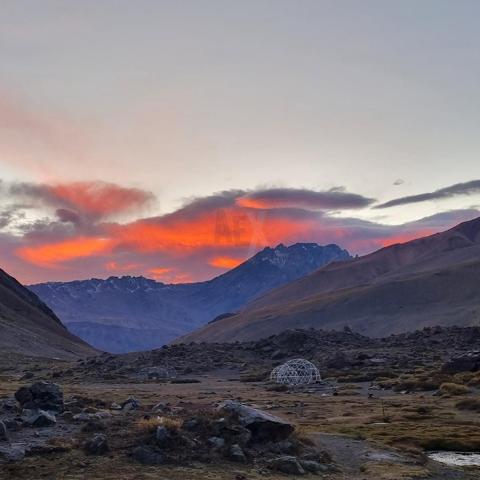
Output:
[{"xmin": 270, "ymin": 358, "xmax": 321, "ymax": 386}]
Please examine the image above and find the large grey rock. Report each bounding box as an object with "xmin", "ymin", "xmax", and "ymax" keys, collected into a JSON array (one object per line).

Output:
[
  {"xmin": 268, "ymin": 456, "xmax": 306, "ymax": 475},
  {"xmin": 218, "ymin": 400, "xmax": 294, "ymax": 442},
  {"xmin": 23, "ymin": 409, "xmax": 56, "ymax": 428},
  {"xmin": 84, "ymin": 434, "xmax": 109, "ymax": 455},
  {"xmin": 15, "ymin": 381, "xmax": 64, "ymax": 413}
]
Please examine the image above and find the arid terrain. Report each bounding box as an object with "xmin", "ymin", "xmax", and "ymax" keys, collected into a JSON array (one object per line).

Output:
[{"xmin": 2, "ymin": 328, "xmax": 480, "ymax": 479}]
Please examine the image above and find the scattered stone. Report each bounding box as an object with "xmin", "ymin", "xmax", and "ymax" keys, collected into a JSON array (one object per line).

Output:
[
  {"xmin": 23, "ymin": 409, "xmax": 56, "ymax": 428},
  {"xmin": 208, "ymin": 436, "xmax": 225, "ymax": 449},
  {"xmin": 15, "ymin": 381, "xmax": 64, "ymax": 413},
  {"xmin": 1, "ymin": 398, "xmax": 16, "ymax": 412},
  {"xmin": 3, "ymin": 419, "xmax": 22, "ymax": 432},
  {"xmin": 229, "ymin": 444, "xmax": 247, "ymax": 463},
  {"xmin": 152, "ymin": 402, "xmax": 169, "ymax": 413},
  {"xmin": 0, "ymin": 445, "xmax": 25, "ymax": 463},
  {"xmin": 84, "ymin": 434, "xmax": 109, "ymax": 455},
  {"xmin": 299, "ymin": 459, "xmax": 327, "ymax": 473},
  {"xmin": 132, "ymin": 445, "xmax": 164, "ymax": 465},
  {"xmin": 219, "ymin": 401, "xmax": 294, "ymax": 442},
  {"xmin": 271, "ymin": 350, "xmax": 284, "ymax": 360},
  {"xmin": 268, "ymin": 455, "xmax": 305, "ymax": 475},
  {"xmin": 0, "ymin": 421, "xmax": 8, "ymax": 441},
  {"xmin": 110, "ymin": 402, "xmax": 122, "ymax": 410},
  {"xmin": 81, "ymin": 419, "xmax": 106, "ymax": 433},
  {"xmin": 182, "ymin": 418, "xmax": 200, "ymax": 431},
  {"xmin": 73, "ymin": 411, "xmax": 111, "ymax": 423},
  {"xmin": 155, "ymin": 426, "xmax": 171, "ymax": 445},
  {"xmin": 121, "ymin": 397, "xmax": 140, "ymax": 411}
]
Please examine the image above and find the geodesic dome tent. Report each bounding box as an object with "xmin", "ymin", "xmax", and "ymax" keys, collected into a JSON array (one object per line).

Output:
[{"xmin": 270, "ymin": 359, "xmax": 321, "ymax": 386}]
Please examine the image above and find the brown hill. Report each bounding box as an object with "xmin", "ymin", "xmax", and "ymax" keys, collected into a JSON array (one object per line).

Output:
[
  {"xmin": 0, "ymin": 267, "xmax": 97, "ymax": 359},
  {"xmin": 179, "ymin": 216, "xmax": 480, "ymax": 343}
]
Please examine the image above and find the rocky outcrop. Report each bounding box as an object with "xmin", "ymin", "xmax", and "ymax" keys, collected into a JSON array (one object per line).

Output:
[
  {"xmin": 15, "ymin": 381, "xmax": 64, "ymax": 413},
  {"xmin": 441, "ymin": 352, "xmax": 480, "ymax": 374}
]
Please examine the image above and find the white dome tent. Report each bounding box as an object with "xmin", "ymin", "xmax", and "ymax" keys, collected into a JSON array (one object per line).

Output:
[{"xmin": 270, "ymin": 359, "xmax": 321, "ymax": 386}]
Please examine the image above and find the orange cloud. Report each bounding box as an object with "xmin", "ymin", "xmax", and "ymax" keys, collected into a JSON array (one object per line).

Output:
[
  {"xmin": 17, "ymin": 237, "xmax": 113, "ymax": 268},
  {"xmin": 47, "ymin": 181, "xmax": 153, "ymax": 217},
  {"xmin": 148, "ymin": 267, "xmax": 192, "ymax": 284},
  {"xmin": 105, "ymin": 261, "xmax": 143, "ymax": 272},
  {"xmin": 148, "ymin": 267, "xmax": 172, "ymax": 279},
  {"xmin": 209, "ymin": 256, "xmax": 244, "ymax": 269}
]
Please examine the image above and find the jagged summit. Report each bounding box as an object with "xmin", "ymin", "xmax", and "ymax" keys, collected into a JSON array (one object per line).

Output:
[{"xmin": 30, "ymin": 243, "xmax": 351, "ymax": 353}]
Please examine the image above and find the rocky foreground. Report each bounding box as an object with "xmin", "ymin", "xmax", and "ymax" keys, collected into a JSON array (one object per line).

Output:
[{"xmin": 1, "ymin": 326, "xmax": 480, "ymax": 479}]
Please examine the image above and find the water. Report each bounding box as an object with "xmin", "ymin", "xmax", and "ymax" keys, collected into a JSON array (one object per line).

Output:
[{"xmin": 428, "ymin": 451, "xmax": 480, "ymax": 466}]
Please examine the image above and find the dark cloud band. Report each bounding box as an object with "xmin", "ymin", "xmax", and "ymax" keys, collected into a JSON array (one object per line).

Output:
[{"xmin": 375, "ymin": 180, "xmax": 480, "ymax": 209}]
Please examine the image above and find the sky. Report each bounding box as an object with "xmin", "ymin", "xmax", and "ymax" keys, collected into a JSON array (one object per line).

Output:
[{"xmin": 0, "ymin": 0, "xmax": 479, "ymax": 284}]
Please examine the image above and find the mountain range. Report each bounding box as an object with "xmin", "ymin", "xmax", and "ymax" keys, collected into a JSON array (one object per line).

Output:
[
  {"xmin": 0, "ymin": 267, "xmax": 96, "ymax": 359},
  {"xmin": 29, "ymin": 243, "xmax": 350, "ymax": 352},
  {"xmin": 180, "ymin": 216, "xmax": 480, "ymax": 343}
]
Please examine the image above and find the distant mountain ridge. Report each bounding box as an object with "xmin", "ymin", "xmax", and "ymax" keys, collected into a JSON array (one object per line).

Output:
[
  {"xmin": 30, "ymin": 242, "xmax": 350, "ymax": 352},
  {"xmin": 0, "ymin": 267, "xmax": 96, "ymax": 359},
  {"xmin": 179, "ymin": 216, "xmax": 480, "ymax": 343}
]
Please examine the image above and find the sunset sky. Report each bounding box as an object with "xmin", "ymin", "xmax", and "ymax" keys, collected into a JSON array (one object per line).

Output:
[{"xmin": 1, "ymin": 1, "xmax": 479, "ymax": 284}]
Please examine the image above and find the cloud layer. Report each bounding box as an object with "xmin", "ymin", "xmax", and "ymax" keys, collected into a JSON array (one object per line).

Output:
[
  {"xmin": 375, "ymin": 180, "xmax": 480, "ymax": 209},
  {"xmin": 0, "ymin": 179, "xmax": 478, "ymax": 284}
]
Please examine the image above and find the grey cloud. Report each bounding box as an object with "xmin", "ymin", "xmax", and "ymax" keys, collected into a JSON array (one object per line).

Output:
[
  {"xmin": 238, "ymin": 187, "xmax": 375, "ymax": 210},
  {"xmin": 375, "ymin": 180, "xmax": 480, "ymax": 209}
]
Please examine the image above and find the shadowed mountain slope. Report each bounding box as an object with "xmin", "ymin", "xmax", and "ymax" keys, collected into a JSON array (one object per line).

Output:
[
  {"xmin": 0, "ymin": 268, "xmax": 97, "ymax": 359},
  {"xmin": 179, "ymin": 216, "xmax": 480, "ymax": 343}
]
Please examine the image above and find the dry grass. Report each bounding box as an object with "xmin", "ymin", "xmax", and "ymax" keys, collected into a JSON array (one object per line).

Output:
[
  {"xmin": 135, "ymin": 415, "xmax": 182, "ymax": 434},
  {"xmin": 439, "ymin": 382, "xmax": 471, "ymax": 396}
]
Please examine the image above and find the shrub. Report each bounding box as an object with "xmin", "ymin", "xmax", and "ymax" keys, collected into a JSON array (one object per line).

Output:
[
  {"xmin": 135, "ymin": 416, "xmax": 182, "ymax": 433},
  {"xmin": 439, "ymin": 382, "xmax": 471, "ymax": 396}
]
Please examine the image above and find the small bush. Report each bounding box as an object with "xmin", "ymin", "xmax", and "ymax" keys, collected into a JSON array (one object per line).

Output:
[
  {"xmin": 135, "ymin": 416, "xmax": 182, "ymax": 433},
  {"xmin": 439, "ymin": 382, "xmax": 471, "ymax": 396}
]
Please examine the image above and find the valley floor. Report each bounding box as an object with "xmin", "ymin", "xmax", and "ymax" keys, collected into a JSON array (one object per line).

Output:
[{"xmin": 1, "ymin": 364, "xmax": 479, "ymax": 479}]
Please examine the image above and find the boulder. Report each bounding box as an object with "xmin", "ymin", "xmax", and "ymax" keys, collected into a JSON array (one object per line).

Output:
[
  {"xmin": 229, "ymin": 444, "xmax": 247, "ymax": 463},
  {"xmin": 121, "ymin": 397, "xmax": 140, "ymax": 412},
  {"xmin": 84, "ymin": 434, "xmax": 109, "ymax": 455},
  {"xmin": 208, "ymin": 436, "xmax": 225, "ymax": 449},
  {"xmin": 268, "ymin": 456, "xmax": 306, "ymax": 475},
  {"xmin": 441, "ymin": 352, "xmax": 480, "ymax": 374},
  {"xmin": 218, "ymin": 401, "xmax": 294, "ymax": 442},
  {"xmin": 23, "ymin": 409, "xmax": 56, "ymax": 428},
  {"xmin": 15, "ymin": 381, "xmax": 64, "ymax": 413},
  {"xmin": 132, "ymin": 446, "xmax": 164, "ymax": 465}
]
